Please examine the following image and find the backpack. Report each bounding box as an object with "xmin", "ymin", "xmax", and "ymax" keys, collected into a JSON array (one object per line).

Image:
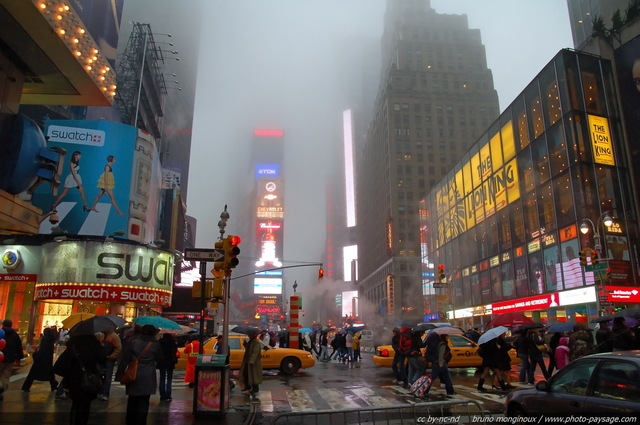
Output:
[{"xmin": 571, "ymin": 339, "xmax": 589, "ymax": 360}]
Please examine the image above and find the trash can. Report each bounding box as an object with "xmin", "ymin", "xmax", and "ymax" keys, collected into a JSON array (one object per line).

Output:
[{"xmin": 193, "ymin": 354, "xmax": 229, "ymax": 416}]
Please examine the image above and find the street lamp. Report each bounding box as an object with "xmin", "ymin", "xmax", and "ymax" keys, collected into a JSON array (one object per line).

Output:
[{"xmin": 579, "ymin": 211, "xmax": 613, "ymax": 254}]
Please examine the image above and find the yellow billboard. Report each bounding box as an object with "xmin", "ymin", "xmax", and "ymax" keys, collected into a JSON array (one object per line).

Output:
[{"xmin": 588, "ymin": 114, "xmax": 615, "ymax": 166}]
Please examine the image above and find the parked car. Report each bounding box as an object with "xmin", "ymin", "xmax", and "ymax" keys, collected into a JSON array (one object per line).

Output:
[
  {"xmin": 373, "ymin": 333, "xmax": 520, "ymax": 368},
  {"xmin": 176, "ymin": 333, "xmax": 315, "ymax": 375},
  {"xmin": 505, "ymin": 351, "xmax": 640, "ymax": 416}
]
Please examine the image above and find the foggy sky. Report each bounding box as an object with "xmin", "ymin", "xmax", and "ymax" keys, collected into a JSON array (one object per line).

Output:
[{"xmin": 187, "ymin": 1, "xmax": 574, "ymax": 295}]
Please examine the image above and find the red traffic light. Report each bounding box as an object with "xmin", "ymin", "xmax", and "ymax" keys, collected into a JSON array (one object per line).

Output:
[
  {"xmin": 230, "ymin": 235, "xmax": 242, "ymax": 245},
  {"xmin": 318, "ymin": 268, "xmax": 325, "ymax": 279}
]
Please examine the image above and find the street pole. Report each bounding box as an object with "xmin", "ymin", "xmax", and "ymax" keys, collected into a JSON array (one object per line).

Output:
[{"xmin": 199, "ymin": 261, "xmax": 206, "ymax": 353}]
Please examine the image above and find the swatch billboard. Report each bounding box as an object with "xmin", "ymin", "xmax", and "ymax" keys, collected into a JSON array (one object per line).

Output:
[{"xmin": 33, "ymin": 120, "xmax": 162, "ymax": 243}]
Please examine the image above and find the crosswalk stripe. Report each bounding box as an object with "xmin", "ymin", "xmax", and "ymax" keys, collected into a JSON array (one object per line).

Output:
[
  {"xmin": 316, "ymin": 388, "xmax": 362, "ymax": 410},
  {"xmin": 286, "ymin": 389, "xmax": 316, "ymax": 411},
  {"xmin": 350, "ymin": 387, "xmax": 396, "ymax": 407}
]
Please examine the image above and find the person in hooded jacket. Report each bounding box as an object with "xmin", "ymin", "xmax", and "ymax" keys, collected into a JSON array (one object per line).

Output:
[
  {"xmin": 64, "ymin": 332, "xmax": 106, "ymax": 425},
  {"xmin": 0, "ymin": 319, "xmax": 24, "ymax": 400},
  {"xmin": 554, "ymin": 336, "xmax": 571, "ymax": 371},
  {"xmin": 22, "ymin": 327, "xmax": 58, "ymax": 392},
  {"xmin": 116, "ymin": 324, "xmax": 163, "ymax": 425},
  {"xmin": 157, "ymin": 333, "xmax": 178, "ymax": 401}
]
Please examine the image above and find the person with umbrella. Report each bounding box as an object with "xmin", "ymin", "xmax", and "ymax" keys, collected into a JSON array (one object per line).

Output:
[
  {"xmin": 492, "ymin": 333, "xmax": 515, "ymax": 390},
  {"xmin": 55, "ymin": 329, "xmax": 106, "ymax": 425},
  {"xmin": 476, "ymin": 326, "xmax": 509, "ymax": 392},
  {"xmin": 527, "ymin": 327, "xmax": 550, "ymax": 383},
  {"xmin": 239, "ymin": 328, "xmax": 263, "ymax": 395},
  {"xmin": 99, "ymin": 326, "xmax": 121, "ymax": 401},
  {"xmin": 611, "ymin": 317, "xmax": 635, "ymax": 351},
  {"xmin": 21, "ymin": 327, "xmax": 58, "ymax": 392},
  {"xmin": 595, "ymin": 321, "xmax": 614, "ymax": 353}
]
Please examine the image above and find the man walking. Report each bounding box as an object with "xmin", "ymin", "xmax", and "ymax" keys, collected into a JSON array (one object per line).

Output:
[
  {"xmin": 100, "ymin": 327, "xmax": 121, "ymax": 401},
  {"xmin": 0, "ymin": 319, "xmax": 25, "ymax": 401}
]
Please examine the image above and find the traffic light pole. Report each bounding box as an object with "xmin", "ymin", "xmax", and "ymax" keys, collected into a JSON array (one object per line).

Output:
[{"xmin": 199, "ymin": 261, "xmax": 207, "ymax": 354}]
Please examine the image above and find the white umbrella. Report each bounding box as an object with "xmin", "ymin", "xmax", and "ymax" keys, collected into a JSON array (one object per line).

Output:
[{"xmin": 477, "ymin": 326, "xmax": 508, "ymax": 345}]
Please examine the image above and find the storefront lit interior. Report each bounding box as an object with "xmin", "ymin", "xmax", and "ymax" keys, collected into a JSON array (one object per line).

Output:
[{"xmin": 420, "ymin": 49, "xmax": 639, "ymax": 328}]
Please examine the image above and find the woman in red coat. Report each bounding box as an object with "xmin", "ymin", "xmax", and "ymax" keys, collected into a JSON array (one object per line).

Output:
[{"xmin": 183, "ymin": 336, "xmax": 200, "ymax": 388}]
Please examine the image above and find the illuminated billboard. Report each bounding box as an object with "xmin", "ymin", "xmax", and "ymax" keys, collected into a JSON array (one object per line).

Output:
[
  {"xmin": 435, "ymin": 121, "xmax": 520, "ymax": 245},
  {"xmin": 587, "ymin": 115, "xmax": 615, "ymax": 166},
  {"xmin": 33, "ymin": 120, "xmax": 163, "ymax": 243},
  {"xmin": 255, "ymin": 163, "xmax": 280, "ymax": 180},
  {"xmin": 253, "ymin": 277, "xmax": 282, "ymax": 295},
  {"xmin": 255, "ymin": 221, "xmax": 284, "ymax": 269},
  {"xmin": 256, "ymin": 180, "xmax": 284, "ymax": 219}
]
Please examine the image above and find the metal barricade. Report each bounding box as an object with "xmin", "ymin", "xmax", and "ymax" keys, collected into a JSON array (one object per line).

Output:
[{"xmin": 269, "ymin": 398, "xmax": 491, "ymax": 425}]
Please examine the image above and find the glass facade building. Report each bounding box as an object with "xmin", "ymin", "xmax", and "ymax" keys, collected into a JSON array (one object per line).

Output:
[{"xmin": 420, "ymin": 49, "xmax": 639, "ymax": 328}]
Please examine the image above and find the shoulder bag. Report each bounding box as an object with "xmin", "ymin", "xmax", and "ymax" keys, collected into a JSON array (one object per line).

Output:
[
  {"xmin": 120, "ymin": 342, "xmax": 152, "ymax": 385},
  {"xmin": 72, "ymin": 346, "xmax": 103, "ymax": 394}
]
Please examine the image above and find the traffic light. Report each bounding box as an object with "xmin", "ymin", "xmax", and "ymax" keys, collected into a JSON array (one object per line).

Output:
[
  {"xmin": 605, "ymin": 268, "xmax": 612, "ymax": 284},
  {"xmin": 318, "ymin": 267, "xmax": 325, "ymax": 279},
  {"xmin": 437, "ymin": 264, "xmax": 445, "ymax": 282},
  {"xmin": 213, "ymin": 239, "xmax": 225, "ymax": 270},
  {"xmin": 592, "ymin": 250, "xmax": 599, "ymax": 266},
  {"xmin": 223, "ymin": 235, "xmax": 241, "ymax": 268},
  {"xmin": 211, "ymin": 277, "xmax": 224, "ymax": 299},
  {"xmin": 579, "ymin": 249, "xmax": 588, "ymax": 267},
  {"xmin": 192, "ymin": 280, "xmax": 202, "ymax": 299}
]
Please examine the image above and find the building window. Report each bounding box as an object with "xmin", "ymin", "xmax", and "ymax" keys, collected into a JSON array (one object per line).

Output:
[{"xmin": 394, "ymin": 103, "xmax": 400, "ymax": 111}]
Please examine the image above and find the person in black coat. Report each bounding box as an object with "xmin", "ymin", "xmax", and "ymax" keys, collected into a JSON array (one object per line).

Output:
[
  {"xmin": 157, "ymin": 333, "xmax": 178, "ymax": 401},
  {"xmin": 116, "ymin": 324, "xmax": 163, "ymax": 425},
  {"xmin": 476, "ymin": 338, "xmax": 505, "ymax": 392},
  {"xmin": 64, "ymin": 333, "xmax": 107, "ymax": 425},
  {"xmin": 0, "ymin": 319, "xmax": 25, "ymax": 400},
  {"xmin": 22, "ymin": 327, "xmax": 58, "ymax": 392}
]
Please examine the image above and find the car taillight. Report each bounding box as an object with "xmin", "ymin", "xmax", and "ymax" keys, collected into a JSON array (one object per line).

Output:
[{"xmin": 381, "ymin": 348, "xmax": 390, "ymax": 357}]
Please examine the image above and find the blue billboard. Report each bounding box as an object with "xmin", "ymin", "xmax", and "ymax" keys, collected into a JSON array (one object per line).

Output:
[
  {"xmin": 32, "ymin": 120, "xmax": 163, "ymax": 243},
  {"xmin": 255, "ymin": 163, "xmax": 280, "ymax": 180}
]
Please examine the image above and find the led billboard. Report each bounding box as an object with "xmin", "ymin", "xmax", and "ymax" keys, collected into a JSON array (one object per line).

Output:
[{"xmin": 254, "ymin": 277, "xmax": 282, "ymax": 295}]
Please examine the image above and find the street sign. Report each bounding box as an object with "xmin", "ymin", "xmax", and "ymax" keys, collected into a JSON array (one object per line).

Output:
[
  {"xmin": 433, "ymin": 283, "xmax": 448, "ymax": 289},
  {"xmin": 184, "ymin": 248, "xmax": 225, "ymax": 262},
  {"xmin": 598, "ymin": 296, "xmax": 609, "ymax": 302},
  {"xmin": 600, "ymin": 301, "xmax": 614, "ymax": 307},
  {"xmin": 585, "ymin": 262, "xmax": 609, "ymax": 272}
]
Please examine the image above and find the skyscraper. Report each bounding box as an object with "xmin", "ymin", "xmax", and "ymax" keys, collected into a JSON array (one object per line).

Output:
[{"xmin": 356, "ymin": 0, "xmax": 499, "ymax": 322}]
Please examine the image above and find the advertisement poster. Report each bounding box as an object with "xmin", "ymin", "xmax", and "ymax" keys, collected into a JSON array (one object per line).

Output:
[
  {"xmin": 196, "ymin": 370, "xmax": 222, "ymax": 412},
  {"xmin": 32, "ymin": 120, "xmax": 162, "ymax": 243}
]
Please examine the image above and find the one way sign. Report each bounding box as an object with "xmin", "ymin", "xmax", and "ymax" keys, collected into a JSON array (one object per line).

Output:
[{"xmin": 184, "ymin": 248, "xmax": 225, "ymax": 262}]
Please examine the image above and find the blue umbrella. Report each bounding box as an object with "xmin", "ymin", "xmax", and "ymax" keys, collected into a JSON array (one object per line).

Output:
[
  {"xmin": 133, "ymin": 316, "xmax": 181, "ymax": 330},
  {"xmin": 546, "ymin": 322, "xmax": 575, "ymax": 333},
  {"xmin": 298, "ymin": 328, "xmax": 312, "ymax": 333}
]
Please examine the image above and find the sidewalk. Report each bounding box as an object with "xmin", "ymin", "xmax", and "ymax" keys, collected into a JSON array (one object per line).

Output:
[{"xmin": 0, "ymin": 368, "xmax": 255, "ymax": 425}]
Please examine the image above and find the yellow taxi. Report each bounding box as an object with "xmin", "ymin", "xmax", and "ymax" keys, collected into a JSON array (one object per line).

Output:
[
  {"xmin": 372, "ymin": 334, "xmax": 520, "ymax": 368},
  {"xmin": 177, "ymin": 334, "xmax": 315, "ymax": 375}
]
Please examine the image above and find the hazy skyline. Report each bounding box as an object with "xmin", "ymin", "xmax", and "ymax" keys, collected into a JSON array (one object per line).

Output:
[{"xmin": 186, "ymin": 1, "xmax": 574, "ymax": 292}]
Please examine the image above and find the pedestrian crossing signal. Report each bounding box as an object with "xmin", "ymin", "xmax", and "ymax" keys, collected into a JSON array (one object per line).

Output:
[
  {"xmin": 592, "ymin": 250, "xmax": 599, "ymax": 265},
  {"xmin": 605, "ymin": 268, "xmax": 612, "ymax": 283}
]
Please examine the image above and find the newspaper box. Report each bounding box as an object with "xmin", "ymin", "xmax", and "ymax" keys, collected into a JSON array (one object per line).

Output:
[{"xmin": 193, "ymin": 354, "xmax": 229, "ymax": 416}]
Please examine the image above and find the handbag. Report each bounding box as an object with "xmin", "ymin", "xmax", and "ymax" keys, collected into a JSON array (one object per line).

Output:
[
  {"xmin": 72, "ymin": 346, "xmax": 103, "ymax": 394},
  {"xmin": 536, "ymin": 343, "xmax": 550, "ymax": 353},
  {"xmin": 120, "ymin": 342, "xmax": 152, "ymax": 385}
]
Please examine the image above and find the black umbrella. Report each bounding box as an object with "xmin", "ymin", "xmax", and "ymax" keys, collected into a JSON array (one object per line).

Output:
[
  {"xmin": 413, "ymin": 323, "xmax": 437, "ymax": 332},
  {"xmin": 231, "ymin": 325, "xmax": 261, "ymax": 335},
  {"xmin": 277, "ymin": 329, "xmax": 290, "ymax": 338},
  {"xmin": 70, "ymin": 315, "xmax": 122, "ymax": 336},
  {"xmin": 519, "ymin": 322, "xmax": 544, "ymax": 331},
  {"xmin": 613, "ymin": 308, "xmax": 640, "ymax": 319},
  {"xmin": 102, "ymin": 314, "xmax": 126, "ymax": 328},
  {"xmin": 590, "ymin": 315, "xmax": 615, "ymax": 323}
]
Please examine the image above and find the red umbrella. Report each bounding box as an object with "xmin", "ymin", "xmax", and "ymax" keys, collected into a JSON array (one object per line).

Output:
[{"xmin": 487, "ymin": 312, "xmax": 534, "ymax": 327}]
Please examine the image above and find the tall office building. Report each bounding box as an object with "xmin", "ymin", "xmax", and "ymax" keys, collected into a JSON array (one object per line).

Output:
[{"xmin": 356, "ymin": 0, "xmax": 499, "ymax": 322}]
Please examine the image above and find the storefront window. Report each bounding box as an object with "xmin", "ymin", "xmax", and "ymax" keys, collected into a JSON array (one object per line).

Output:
[
  {"xmin": 579, "ymin": 54, "xmax": 607, "ymax": 116},
  {"xmin": 543, "ymin": 236, "xmax": 561, "ymax": 292},
  {"xmin": 553, "ymin": 173, "xmax": 576, "ymax": 227},
  {"xmin": 531, "ymin": 136, "xmax": 551, "ymax": 186},
  {"xmin": 514, "ymin": 249, "xmax": 529, "ymax": 298},
  {"xmin": 498, "ymin": 207, "xmax": 512, "ymax": 250},
  {"xmin": 518, "ymin": 148, "xmax": 534, "ymax": 193},
  {"xmin": 547, "ymin": 123, "xmax": 569, "ymax": 175},
  {"xmin": 528, "ymin": 249, "xmax": 544, "ymax": 295},
  {"xmin": 512, "ymin": 96, "xmax": 531, "ymax": 150},
  {"xmin": 501, "ymin": 261, "xmax": 515, "ymax": 300},
  {"xmin": 560, "ymin": 236, "xmax": 583, "ymax": 289},
  {"xmin": 538, "ymin": 181, "xmax": 556, "ymax": 232},
  {"xmin": 540, "ymin": 65, "xmax": 562, "ymax": 127},
  {"xmin": 523, "ymin": 190, "xmax": 540, "ymax": 239},
  {"xmin": 525, "ymin": 83, "xmax": 545, "ymax": 139},
  {"xmin": 559, "ymin": 50, "xmax": 584, "ymax": 112},
  {"xmin": 490, "ymin": 265, "xmax": 503, "ymax": 302},
  {"xmin": 510, "ymin": 201, "xmax": 526, "ymax": 246}
]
